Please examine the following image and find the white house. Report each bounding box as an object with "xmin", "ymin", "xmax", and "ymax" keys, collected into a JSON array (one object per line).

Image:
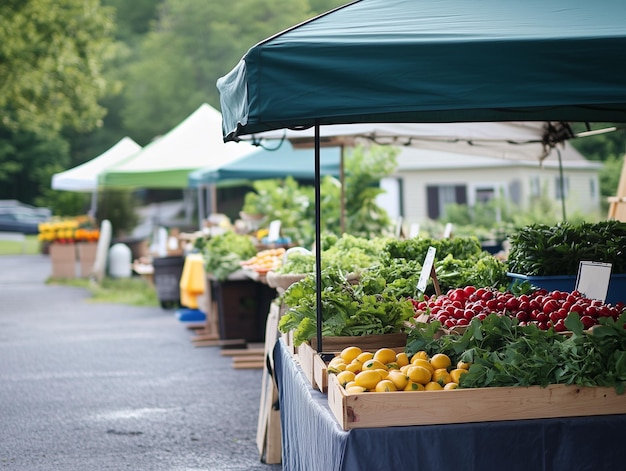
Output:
[{"xmin": 377, "ymin": 142, "xmax": 602, "ymax": 224}]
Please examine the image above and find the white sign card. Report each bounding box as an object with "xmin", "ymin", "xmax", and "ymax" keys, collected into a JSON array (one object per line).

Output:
[
  {"xmin": 268, "ymin": 220, "xmax": 282, "ymax": 242},
  {"xmin": 395, "ymin": 217, "xmax": 403, "ymax": 239},
  {"xmin": 417, "ymin": 246, "xmax": 437, "ymax": 293},
  {"xmin": 575, "ymin": 261, "xmax": 612, "ymax": 303},
  {"xmin": 443, "ymin": 223, "xmax": 453, "ymax": 239},
  {"xmin": 409, "ymin": 223, "xmax": 420, "ymax": 239}
]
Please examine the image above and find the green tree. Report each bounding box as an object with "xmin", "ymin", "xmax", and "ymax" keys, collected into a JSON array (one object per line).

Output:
[
  {"xmin": 0, "ymin": 128, "xmax": 71, "ymax": 205},
  {"xmin": 0, "ymin": 0, "xmax": 117, "ymax": 134},
  {"xmin": 343, "ymin": 145, "xmax": 397, "ymax": 237},
  {"xmin": 121, "ymin": 0, "xmax": 312, "ymax": 144}
]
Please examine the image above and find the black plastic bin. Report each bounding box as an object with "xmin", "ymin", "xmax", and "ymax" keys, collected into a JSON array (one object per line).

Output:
[
  {"xmin": 210, "ymin": 279, "xmax": 276, "ymax": 343},
  {"xmin": 153, "ymin": 256, "xmax": 185, "ymax": 309}
]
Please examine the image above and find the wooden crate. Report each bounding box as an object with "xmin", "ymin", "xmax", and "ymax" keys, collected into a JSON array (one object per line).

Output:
[
  {"xmin": 295, "ymin": 341, "xmax": 316, "ymax": 388},
  {"xmin": 299, "ymin": 334, "xmax": 409, "ymax": 393},
  {"xmin": 327, "ymin": 373, "xmax": 626, "ymax": 430}
]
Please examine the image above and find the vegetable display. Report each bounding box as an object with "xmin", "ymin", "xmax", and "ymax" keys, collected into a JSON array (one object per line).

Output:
[
  {"xmin": 507, "ymin": 220, "xmax": 626, "ymax": 276},
  {"xmin": 412, "ymin": 285, "xmax": 625, "ymax": 331},
  {"xmin": 278, "ymin": 268, "xmax": 415, "ymax": 346},
  {"xmin": 276, "ymin": 233, "xmax": 391, "ymax": 276},
  {"xmin": 406, "ymin": 312, "xmax": 626, "ymax": 392},
  {"xmin": 203, "ymin": 232, "xmax": 256, "ymax": 281}
]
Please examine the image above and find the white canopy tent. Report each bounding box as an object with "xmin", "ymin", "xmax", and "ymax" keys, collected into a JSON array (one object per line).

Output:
[
  {"xmin": 51, "ymin": 136, "xmax": 142, "ymax": 216},
  {"xmin": 100, "ymin": 103, "xmax": 256, "ymax": 189},
  {"xmin": 245, "ymin": 121, "xmax": 585, "ymax": 163},
  {"xmin": 100, "ymin": 103, "xmax": 257, "ymax": 227}
]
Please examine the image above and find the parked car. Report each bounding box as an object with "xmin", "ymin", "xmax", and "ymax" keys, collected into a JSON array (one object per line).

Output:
[{"xmin": 0, "ymin": 200, "xmax": 51, "ymax": 234}]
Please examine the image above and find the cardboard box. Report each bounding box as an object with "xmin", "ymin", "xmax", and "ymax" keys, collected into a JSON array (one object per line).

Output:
[
  {"xmin": 49, "ymin": 243, "xmax": 77, "ymax": 279},
  {"xmin": 327, "ymin": 373, "xmax": 626, "ymax": 430},
  {"xmin": 77, "ymin": 242, "xmax": 98, "ymax": 278}
]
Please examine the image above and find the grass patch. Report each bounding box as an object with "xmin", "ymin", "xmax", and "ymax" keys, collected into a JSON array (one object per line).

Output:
[
  {"xmin": 48, "ymin": 276, "xmax": 160, "ymax": 307},
  {"xmin": 0, "ymin": 235, "xmax": 41, "ymax": 255}
]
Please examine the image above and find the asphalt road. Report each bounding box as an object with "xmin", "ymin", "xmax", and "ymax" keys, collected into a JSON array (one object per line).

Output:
[{"xmin": 0, "ymin": 254, "xmax": 282, "ymax": 471}]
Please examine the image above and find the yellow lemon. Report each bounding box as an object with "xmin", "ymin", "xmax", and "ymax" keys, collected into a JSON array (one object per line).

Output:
[
  {"xmin": 345, "ymin": 360, "xmax": 362, "ymax": 373},
  {"xmin": 356, "ymin": 351, "xmax": 374, "ymax": 363},
  {"xmin": 444, "ymin": 382, "xmax": 459, "ymax": 390},
  {"xmin": 407, "ymin": 365, "xmax": 432, "ymax": 385},
  {"xmin": 361, "ymin": 359, "xmax": 387, "ymax": 371},
  {"xmin": 387, "ymin": 370, "xmax": 409, "ymax": 390},
  {"xmin": 375, "ymin": 368, "xmax": 389, "ymax": 379},
  {"xmin": 433, "ymin": 368, "xmax": 452, "ymax": 386},
  {"xmin": 375, "ymin": 379, "xmax": 397, "ymax": 392},
  {"xmin": 328, "ymin": 356, "xmax": 344, "ymax": 366},
  {"xmin": 345, "ymin": 385, "xmax": 367, "ymax": 394},
  {"xmin": 457, "ymin": 360, "xmax": 471, "ymax": 370},
  {"xmin": 449, "ymin": 368, "xmax": 469, "ymax": 384},
  {"xmin": 327, "ymin": 363, "xmax": 346, "ymax": 374},
  {"xmin": 424, "ymin": 381, "xmax": 443, "ymax": 391},
  {"xmin": 340, "ymin": 346, "xmax": 362, "ymax": 363},
  {"xmin": 411, "ymin": 350, "xmax": 429, "ymax": 362},
  {"xmin": 396, "ymin": 352, "xmax": 409, "ymax": 367},
  {"xmin": 373, "ymin": 348, "xmax": 397, "ymax": 365},
  {"xmin": 411, "ymin": 358, "xmax": 435, "ymax": 375},
  {"xmin": 336, "ymin": 370, "xmax": 356, "ymax": 387},
  {"xmin": 430, "ymin": 353, "xmax": 452, "ymax": 371},
  {"xmin": 354, "ymin": 370, "xmax": 383, "ymax": 390},
  {"xmin": 404, "ymin": 381, "xmax": 425, "ymax": 391}
]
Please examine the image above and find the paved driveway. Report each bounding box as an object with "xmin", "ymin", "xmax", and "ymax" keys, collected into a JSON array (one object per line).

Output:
[{"xmin": 0, "ymin": 255, "xmax": 282, "ymax": 470}]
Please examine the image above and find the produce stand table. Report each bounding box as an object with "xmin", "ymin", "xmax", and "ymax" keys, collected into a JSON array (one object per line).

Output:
[
  {"xmin": 209, "ymin": 273, "xmax": 276, "ymax": 343},
  {"xmin": 273, "ymin": 338, "xmax": 625, "ymax": 471}
]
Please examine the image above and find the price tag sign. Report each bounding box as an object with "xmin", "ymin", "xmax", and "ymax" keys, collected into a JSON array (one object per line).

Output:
[
  {"xmin": 268, "ymin": 220, "xmax": 282, "ymax": 242},
  {"xmin": 417, "ymin": 246, "xmax": 437, "ymax": 293},
  {"xmin": 443, "ymin": 223, "xmax": 453, "ymax": 239},
  {"xmin": 395, "ymin": 217, "xmax": 403, "ymax": 239},
  {"xmin": 409, "ymin": 223, "xmax": 420, "ymax": 239},
  {"xmin": 576, "ymin": 261, "xmax": 612, "ymax": 302}
]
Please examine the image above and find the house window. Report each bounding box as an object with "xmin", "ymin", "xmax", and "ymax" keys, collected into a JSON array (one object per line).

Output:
[
  {"xmin": 530, "ymin": 176, "xmax": 541, "ymax": 197},
  {"xmin": 475, "ymin": 187, "xmax": 495, "ymax": 204},
  {"xmin": 590, "ymin": 178, "xmax": 596, "ymax": 198},
  {"xmin": 509, "ymin": 179, "xmax": 522, "ymax": 205},
  {"xmin": 426, "ymin": 185, "xmax": 467, "ymax": 219},
  {"xmin": 555, "ymin": 176, "xmax": 569, "ymax": 200}
]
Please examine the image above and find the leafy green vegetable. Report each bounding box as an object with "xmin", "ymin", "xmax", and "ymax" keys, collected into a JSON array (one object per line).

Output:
[
  {"xmin": 202, "ymin": 232, "xmax": 256, "ymax": 281},
  {"xmin": 406, "ymin": 312, "xmax": 626, "ymax": 392},
  {"xmin": 278, "ymin": 267, "xmax": 415, "ymax": 346},
  {"xmin": 276, "ymin": 234, "xmax": 391, "ymax": 275},
  {"xmin": 508, "ymin": 221, "xmax": 626, "ymax": 276}
]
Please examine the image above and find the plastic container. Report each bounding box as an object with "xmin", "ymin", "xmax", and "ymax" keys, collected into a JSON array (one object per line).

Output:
[
  {"xmin": 153, "ymin": 256, "xmax": 185, "ymax": 308},
  {"xmin": 507, "ymin": 272, "xmax": 626, "ymax": 305},
  {"xmin": 108, "ymin": 243, "xmax": 132, "ymax": 278}
]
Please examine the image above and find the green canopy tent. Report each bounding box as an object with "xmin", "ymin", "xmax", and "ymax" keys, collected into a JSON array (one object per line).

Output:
[
  {"xmin": 187, "ymin": 140, "xmax": 341, "ymax": 187},
  {"xmin": 188, "ymin": 140, "xmax": 343, "ymax": 228},
  {"xmin": 101, "ymin": 104, "xmax": 255, "ymax": 189},
  {"xmin": 100, "ymin": 103, "xmax": 256, "ymax": 227},
  {"xmin": 218, "ymin": 0, "xmax": 626, "ymax": 141},
  {"xmin": 216, "ymin": 0, "xmax": 626, "ymax": 351}
]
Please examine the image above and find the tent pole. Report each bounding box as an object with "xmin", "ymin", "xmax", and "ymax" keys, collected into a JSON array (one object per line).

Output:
[
  {"xmin": 340, "ymin": 144, "xmax": 345, "ymax": 234},
  {"xmin": 197, "ymin": 186, "xmax": 205, "ymax": 231},
  {"xmin": 210, "ymin": 184, "xmax": 218, "ymax": 214},
  {"xmin": 315, "ymin": 121, "xmax": 323, "ymax": 353},
  {"xmin": 557, "ymin": 148, "xmax": 567, "ymax": 221},
  {"xmin": 89, "ymin": 190, "xmax": 98, "ymax": 219}
]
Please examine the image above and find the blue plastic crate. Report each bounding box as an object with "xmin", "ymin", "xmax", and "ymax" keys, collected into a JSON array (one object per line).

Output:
[{"xmin": 507, "ymin": 273, "xmax": 626, "ymax": 305}]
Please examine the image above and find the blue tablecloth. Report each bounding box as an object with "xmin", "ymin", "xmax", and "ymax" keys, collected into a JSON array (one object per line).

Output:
[{"xmin": 273, "ymin": 338, "xmax": 626, "ymax": 471}]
